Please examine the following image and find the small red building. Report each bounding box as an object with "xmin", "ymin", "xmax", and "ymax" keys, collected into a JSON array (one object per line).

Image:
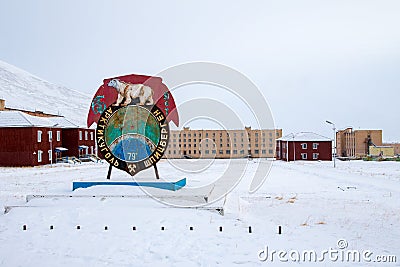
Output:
[
  {"xmin": 0, "ymin": 111, "xmax": 95, "ymax": 167},
  {"xmin": 276, "ymin": 132, "xmax": 332, "ymax": 161}
]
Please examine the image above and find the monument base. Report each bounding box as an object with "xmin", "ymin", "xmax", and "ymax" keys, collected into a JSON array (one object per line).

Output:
[{"xmin": 72, "ymin": 178, "xmax": 186, "ymax": 191}]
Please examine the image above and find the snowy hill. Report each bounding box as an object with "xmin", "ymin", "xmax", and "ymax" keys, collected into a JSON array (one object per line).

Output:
[{"xmin": 0, "ymin": 60, "xmax": 91, "ymax": 127}]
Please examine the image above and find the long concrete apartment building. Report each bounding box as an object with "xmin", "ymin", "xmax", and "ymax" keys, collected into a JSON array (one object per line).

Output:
[{"xmin": 164, "ymin": 127, "xmax": 282, "ymax": 159}]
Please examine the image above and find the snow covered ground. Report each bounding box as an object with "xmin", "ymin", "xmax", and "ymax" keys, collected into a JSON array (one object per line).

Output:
[{"xmin": 0, "ymin": 159, "xmax": 399, "ymax": 266}]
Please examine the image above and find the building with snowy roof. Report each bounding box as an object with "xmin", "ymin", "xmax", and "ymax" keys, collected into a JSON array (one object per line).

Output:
[
  {"xmin": 276, "ymin": 132, "xmax": 332, "ymax": 161},
  {"xmin": 0, "ymin": 111, "xmax": 95, "ymax": 166}
]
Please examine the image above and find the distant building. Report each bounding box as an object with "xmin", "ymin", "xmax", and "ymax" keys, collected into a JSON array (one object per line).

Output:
[
  {"xmin": 0, "ymin": 98, "xmax": 60, "ymax": 118},
  {"xmin": 276, "ymin": 132, "xmax": 332, "ymax": 161},
  {"xmin": 336, "ymin": 128, "xmax": 382, "ymax": 158},
  {"xmin": 164, "ymin": 127, "xmax": 282, "ymax": 159},
  {"xmin": 0, "ymin": 111, "xmax": 95, "ymax": 167},
  {"xmin": 382, "ymin": 143, "xmax": 400, "ymax": 156}
]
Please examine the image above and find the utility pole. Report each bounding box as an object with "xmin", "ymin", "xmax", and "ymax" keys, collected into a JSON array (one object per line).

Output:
[{"xmin": 326, "ymin": 120, "xmax": 336, "ymax": 168}]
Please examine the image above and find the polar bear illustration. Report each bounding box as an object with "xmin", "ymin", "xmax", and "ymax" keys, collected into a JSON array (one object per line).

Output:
[{"xmin": 108, "ymin": 79, "xmax": 154, "ymax": 106}]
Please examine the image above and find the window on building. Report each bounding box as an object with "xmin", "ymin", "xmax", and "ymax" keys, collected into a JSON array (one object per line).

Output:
[
  {"xmin": 226, "ymin": 150, "xmax": 231, "ymax": 154},
  {"xmin": 183, "ymin": 139, "xmax": 186, "ymax": 142},
  {"xmin": 313, "ymin": 153, "xmax": 319, "ymax": 159},
  {"xmin": 57, "ymin": 131, "xmax": 61, "ymax": 141},
  {"xmin": 219, "ymin": 150, "xmax": 223, "ymax": 154},
  {"xmin": 48, "ymin": 150, "xmax": 52, "ymax": 162},
  {"xmin": 283, "ymin": 143, "xmax": 286, "ymax": 149},
  {"xmin": 194, "ymin": 150, "xmax": 196, "ymax": 154},
  {"xmin": 255, "ymin": 144, "xmax": 259, "ymax": 147},
  {"xmin": 91, "ymin": 146, "xmax": 94, "ymax": 154},
  {"xmin": 188, "ymin": 150, "xmax": 191, "ymax": 154},
  {"xmin": 188, "ymin": 134, "xmax": 191, "ymax": 137},
  {"xmin": 205, "ymin": 150, "xmax": 210, "ymax": 154},
  {"xmin": 301, "ymin": 143, "xmax": 307, "ymax": 149},
  {"xmin": 254, "ymin": 149, "xmax": 259, "ymax": 154},
  {"xmin": 206, "ymin": 133, "xmax": 209, "ymax": 137},
  {"xmin": 85, "ymin": 131, "xmax": 88, "ymax": 140},
  {"xmin": 220, "ymin": 144, "xmax": 222, "ymax": 147},
  {"xmin": 313, "ymin": 143, "xmax": 319, "ymax": 149},
  {"xmin": 173, "ymin": 150, "xmax": 176, "ymax": 154},
  {"xmin": 233, "ymin": 150, "xmax": 238, "ymax": 154},
  {"xmin": 38, "ymin": 150, "xmax": 43, "ymax": 162},
  {"xmin": 183, "ymin": 134, "xmax": 186, "ymax": 137},
  {"xmin": 269, "ymin": 149, "xmax": 273, "ymax": 154},
  {"xmin": 37, "ymin": 130, "xmax": 42, "ymax": 142},
  {"xmin": 212, "ymin": 150, "xmax": 216, "ymax": 154},
  {"xmin": 240, "ymin": 150, "xmax": 244, "ymax": 154},
  {"xmin": 188, "ymin": 139, "xmax": 191, "ymax": 142},
  {"xmin": 48, "ymin": 131, "xmax": 52, "ymax": 141},
  {"xmin": 301, "ymin": 153, "xmax": 307, "ymax": 159},
  {"xmin": 262, "ymin": 150, "xmax": 266, "ymax": 154},
  {"xmin": 79, "ymin": 131, "xmax": 82, "ymax": 140},
  {"xmin": 194, "ymin": 133, "xmax": 196, "ymax": 137}
]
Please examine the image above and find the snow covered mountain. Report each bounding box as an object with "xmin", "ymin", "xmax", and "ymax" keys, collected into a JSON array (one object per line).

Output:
[{"xmin": 0, "ymin": 60, "xmax": 91, "ymax": 127}]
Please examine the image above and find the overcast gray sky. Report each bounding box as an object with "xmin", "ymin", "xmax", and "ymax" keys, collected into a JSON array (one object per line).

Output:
[{"xmin": 1, "ymin": 0, "xmax": 399, "ymax": 141}]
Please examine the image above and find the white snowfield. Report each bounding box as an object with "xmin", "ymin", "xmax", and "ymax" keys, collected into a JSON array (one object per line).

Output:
[
  {"xmin": 0, "ymin": 159, "xmax": 399, "ymax": 267},
  {"xmin": 0, "ymin": 60, "xmax": 91, "ymax": 127}
]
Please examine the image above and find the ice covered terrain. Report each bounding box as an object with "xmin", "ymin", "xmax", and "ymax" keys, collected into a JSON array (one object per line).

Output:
[
  {"xmin": 0, "ymin": 60, "xmax": 91, "ymax": 127},
  {"xmin": 0, "ymin": 159, "xmax": 399, "ymax": 266}
]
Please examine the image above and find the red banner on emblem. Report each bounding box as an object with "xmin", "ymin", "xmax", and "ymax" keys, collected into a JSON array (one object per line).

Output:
[{"xmin": 87, "ymin": 74, "xmax": 179, "ymax": 128}]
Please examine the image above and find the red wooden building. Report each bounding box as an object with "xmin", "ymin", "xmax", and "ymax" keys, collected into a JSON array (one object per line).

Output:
[
  {"xmin": 0, "ymin": 111, "xmax": 95, "ymax": 167},
  {"xmin": 276, "ymin": 132, "xmax": 332, "ymax": 161}
]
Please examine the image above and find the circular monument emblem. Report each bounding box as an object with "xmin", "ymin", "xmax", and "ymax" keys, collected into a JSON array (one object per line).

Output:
[{"xmin": 96, "ymin": 104, "xmax": 169, "ymax": 176}]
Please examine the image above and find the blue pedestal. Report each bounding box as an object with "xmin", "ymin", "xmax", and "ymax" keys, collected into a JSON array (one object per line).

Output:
[{"xmin": 72, "ymin": 178, "xmax": 186, "ymax": 191}]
